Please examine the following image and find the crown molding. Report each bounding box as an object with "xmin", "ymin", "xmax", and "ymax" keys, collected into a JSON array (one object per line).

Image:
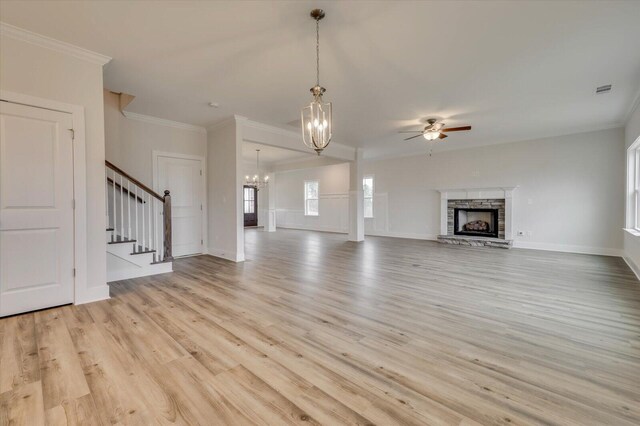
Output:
[
  {"xmin": 0, "ymin": 22, "xmax": 111, "ymax": 66},
  {"xmin": 206, "ymin": 115, "xmax": 246, "ymax": 132},
  {"xmin": 123, "ymin": 111, "xmax": 206, "ymax": 134},
  {"xmin": 243, "ymin": 118, "xmax": 300, "ymax": 139}
]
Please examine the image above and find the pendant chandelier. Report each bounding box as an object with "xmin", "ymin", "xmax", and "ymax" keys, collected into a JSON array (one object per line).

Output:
[
  {"xmin": 245, "ymin": 149, "xmax": 269, "ymax": 190},
  {"xmin": 301, "ymin": 9, "xmax": 332, "ymax": 155}
]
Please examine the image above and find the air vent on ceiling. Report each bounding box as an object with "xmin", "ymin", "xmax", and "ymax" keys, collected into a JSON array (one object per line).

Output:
[{"xmin": 596, "ymin": 84, "xmax": 612, "ymax": 94}]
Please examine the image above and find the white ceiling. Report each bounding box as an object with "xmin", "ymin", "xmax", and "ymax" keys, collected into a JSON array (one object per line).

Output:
[{"xmin": 2, "ymin": 1, "xmax": 640, "ymax": 157}]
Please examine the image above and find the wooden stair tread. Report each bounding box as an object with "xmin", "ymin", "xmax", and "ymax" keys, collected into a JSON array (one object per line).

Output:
[
  {"xmin": 130, "ymin": 249, "xmax": 156, "ymax": 255},
  {"xmin": 108, "ymin": 236, "xmax": 137, "ymax": 244}
]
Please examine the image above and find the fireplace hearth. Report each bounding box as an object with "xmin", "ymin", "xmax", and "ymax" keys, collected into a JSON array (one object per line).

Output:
[{"xmin": 454, "ymin": 208, "xmax": 499, "ymax": 238}]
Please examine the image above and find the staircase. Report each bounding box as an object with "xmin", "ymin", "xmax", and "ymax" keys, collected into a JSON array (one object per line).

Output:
[{"xmin": 105, "ymin": 160, "xmax": 173, "ymax": 282}]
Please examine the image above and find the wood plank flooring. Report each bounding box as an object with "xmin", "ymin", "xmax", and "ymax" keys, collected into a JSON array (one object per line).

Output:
[{"xmin": 1, "ymin": 228, "xmax": 639, "ymax": 425}]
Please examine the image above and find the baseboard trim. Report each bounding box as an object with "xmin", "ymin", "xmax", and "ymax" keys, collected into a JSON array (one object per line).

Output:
[
  {"xmin": 272, "ymin": 227, "xmax": 621, "ymax": 257},
  {"xmin": 513, "ymin": 241, "xmax": 622, "ymax": 257},
  {"xmin": 276, "ymin": 224, "xmax": 348, "ymax": 234},
  {"xmin": 107, "ymin": 262, "xmax": 173, "ymax": 283},
  {"xmin": 365, "ymin": 230, "xmax": 438, "ymax": 241},
  {"xmin": 623, "ymin": 256, "xmax": 640, "ymax": 281},
  {"xmin": 206, "ymin": 247, "xmax": 245, "ymax": 262},
  {"xmin": 76, "ymin": 285, "xmax": 110, "ymax": 305}
]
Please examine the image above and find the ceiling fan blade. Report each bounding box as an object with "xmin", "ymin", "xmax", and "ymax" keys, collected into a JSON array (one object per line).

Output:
[
  {"xmin": 438, "ymin": 133, "xmax": 448, "ymax": 139},
  {"xmin": 398, "ymin": 130, "xmax": 423, "ymax": 133},
  {"xmin": 441, "ymin": 126, "xmax": 471, "ymax": 132},
  {"xmin": 403, "ymin": 133, "xmax": 425, "ymax": 141}
]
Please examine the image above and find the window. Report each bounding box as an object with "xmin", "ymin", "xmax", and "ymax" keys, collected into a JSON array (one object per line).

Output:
[
  {"xmin": 627, "ymin": 138, "xmax": 640, "ymax": 231},
  {"xmin": 244, "ymin": 187, "xmax": 255, "ymax": 214},
  {"xmin": 363, "ymin": 176, "xmax": 374, "ymax": 218},
  {"xmin": 305, "ymin": 180, "xmax": 319, "ymax": 216}
]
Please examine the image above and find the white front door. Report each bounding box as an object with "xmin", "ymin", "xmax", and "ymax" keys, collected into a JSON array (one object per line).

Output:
[
  {"xmin": 156, "ymin": 155, "xmax": 203, "ymax": 257},
  {"xmin": 0, "ymin": 101, "xmax": 75, "ymax": 317}
]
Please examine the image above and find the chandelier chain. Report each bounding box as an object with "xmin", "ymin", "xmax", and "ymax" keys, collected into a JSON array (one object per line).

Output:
[{"xmin": 316, "ymin": 19, "xmax": 320, "ymax": 87}]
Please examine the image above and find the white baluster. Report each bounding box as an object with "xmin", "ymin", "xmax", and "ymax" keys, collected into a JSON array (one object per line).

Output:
[
  {"xmin": 119, "ymin": 174, "xmax": 124, "ymax": 239},
  {"xmin": 159, "ymin": 200, "xmax": 164, "ymax": 262},
  {"xmin": 149, "ymin": 194, "xmax": 154, "ymax": 258},
  {"xmin": 112, "ymin": 171, "xmax": 117, "ymax": 241},
  {"xmin": 134, "ymin": 184, "xmax": 139, "ymax": 252},
  {"xmin": 127, "ymin": 180, "xmax": 131, "ymax": 240},
  {"xmin": 152, "ymin": 199, "xmax": 157, "ymax": 262},
  {"xmin": 142, "ymin": 191, "xmax": 146, "ymax": 251},
  {"xmin": 156, "ymin": 200, "xmax": 161, "ymax": 262},
  {"xmin": 105, "ymin": 168, "xmax": 109, "ymax": 230}
]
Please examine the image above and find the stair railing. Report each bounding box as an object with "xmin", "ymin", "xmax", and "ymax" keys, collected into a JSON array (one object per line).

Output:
[{"xmin": 105, "ymin": 160, "xmax": 172, "ymax": 262}]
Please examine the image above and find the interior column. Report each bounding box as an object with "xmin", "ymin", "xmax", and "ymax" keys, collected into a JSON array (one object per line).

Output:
[
  {"xmin": 206, "ymin": 115, "xmax": 245, "ymax": 262},
  {"xmin": 348, "ymin": 148, "xmax": 365, "ymax": 242},
  {"xmin": 265, "ymin": 172, "xmax": 276, "ymax": 232}
]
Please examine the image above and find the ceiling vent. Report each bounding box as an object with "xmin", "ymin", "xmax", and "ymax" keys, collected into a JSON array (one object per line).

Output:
[{"xmin": 596, "ymin": 84, "xmax": 612, "ymax": 94}]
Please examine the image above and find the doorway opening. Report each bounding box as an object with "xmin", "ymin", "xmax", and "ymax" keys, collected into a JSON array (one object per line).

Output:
[{"xmin": 244, "ymin": 185, "xmax": 258, "ymax": 227}]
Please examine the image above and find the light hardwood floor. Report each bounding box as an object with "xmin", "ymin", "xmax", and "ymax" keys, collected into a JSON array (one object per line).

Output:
[{"xmin": 1, "ymin": 228, "xmax": 639, "ymax": 425}]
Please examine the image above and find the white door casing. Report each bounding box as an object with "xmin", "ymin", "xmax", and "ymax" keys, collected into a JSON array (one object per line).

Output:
[
  {"xmin": 154, "ymin": 153, "xmax": 204, "ymax": 257},
  {"xmin": 0, "ymin": 101, "xmax": 75, "ymax": 316}
]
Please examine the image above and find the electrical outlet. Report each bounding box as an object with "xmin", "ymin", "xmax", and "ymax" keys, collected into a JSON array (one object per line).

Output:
[{"xmin": 517, "ymin": 231, "xmax": 525, "ymax": 236}]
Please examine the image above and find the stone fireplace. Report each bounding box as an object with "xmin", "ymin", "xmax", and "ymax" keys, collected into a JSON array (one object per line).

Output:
[{"xmin": 437, "ymin": 187, "xmax": 516, "ymax": 248}]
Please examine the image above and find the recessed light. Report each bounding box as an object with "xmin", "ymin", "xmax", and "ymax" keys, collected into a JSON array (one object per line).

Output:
[
  {"xmin": 208, "ymin": 102, "xmax": 220, "ymax": 108},
  {"xmin": 596, "ymin": 84, "xmax": 612, "ymax": 94}
]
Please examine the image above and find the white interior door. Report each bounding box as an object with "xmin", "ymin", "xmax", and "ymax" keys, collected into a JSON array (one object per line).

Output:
[
  {"xmin": 0, "ymin": 101, "xmax": 75, "ymax": 317},
  {"xmin": 156, "ymin": 155, "xmax": 203, "ymax": 257}
]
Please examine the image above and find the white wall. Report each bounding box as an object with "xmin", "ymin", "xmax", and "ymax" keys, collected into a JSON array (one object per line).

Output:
[
  {"xmin": 275, "ymin": 163, "xmax": 350, "ymax": 233},
  {"xmin": 0, "ymin": 34, "xmax": 109, "ymax": 303},
  {"xmin": 274, "ymin": 128, "xmax": 625, "ymax": 255},
  {"xmin": 104, "ymin": 90, "xmax": 206, "ymax": 186},
  {"xmin": 364, "ymin": 127, "xmax": 624, "ymax": 254},
  {"xmin": 624, "ymin": 100, "xmax": 640, "ymax": 275}
]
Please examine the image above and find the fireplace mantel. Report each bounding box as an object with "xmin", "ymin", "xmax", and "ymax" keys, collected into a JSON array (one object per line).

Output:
[
  {"xmin": 438, "ymin": 187, "xmax": 517, "ymax": 241},
  {"xmin": 437, "ymin": 187, "xmax": 518, "ymax": 200}
]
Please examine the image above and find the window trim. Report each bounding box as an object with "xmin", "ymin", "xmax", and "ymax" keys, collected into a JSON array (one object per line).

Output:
[
  {"xmin": 243, "ymin": 186, "xmax": 255, "ymax": 214},
  {"xmin": 304, "ymin": 180, "xmax": 319, "ymax": 217},
  {"xmin": 626, "ymin": 136, "xmax": 640, "ymax": 233},
  {"xmin": 363, "ymin": 175, "xmax": 374, "ymax": 219}
]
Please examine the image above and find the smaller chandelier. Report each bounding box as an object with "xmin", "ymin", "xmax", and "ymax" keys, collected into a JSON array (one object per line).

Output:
[
  {"xmin": 301, "ymin": 9, "xmax": 332, "ymax": 155},
  {"xmin": 245, "ymin": 149, "xmax": 269, "ymax": 190}
]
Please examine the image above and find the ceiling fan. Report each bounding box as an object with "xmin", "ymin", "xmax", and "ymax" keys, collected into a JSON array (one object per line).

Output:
[{"xmin": 400, "ymin": 119, "xmax": 471, "ymax": 141}]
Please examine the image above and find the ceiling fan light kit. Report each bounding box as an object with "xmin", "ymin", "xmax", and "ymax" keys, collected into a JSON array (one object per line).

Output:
[
  {"xmin": 423, "ymin": 131, "xmax": 440, "ymax": 141},
  {"xmin": 401, "ymin": 118, "xmax": 471, "ymax": 150},
  {"xmin": 301, "ymin": 9, "xmax": 333, "ymax": 155}
]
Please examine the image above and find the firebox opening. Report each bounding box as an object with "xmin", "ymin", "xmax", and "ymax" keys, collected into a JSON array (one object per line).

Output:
[{"xmin": 454, "ymin": 208, "xmax": 499, "ymax": 238}]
